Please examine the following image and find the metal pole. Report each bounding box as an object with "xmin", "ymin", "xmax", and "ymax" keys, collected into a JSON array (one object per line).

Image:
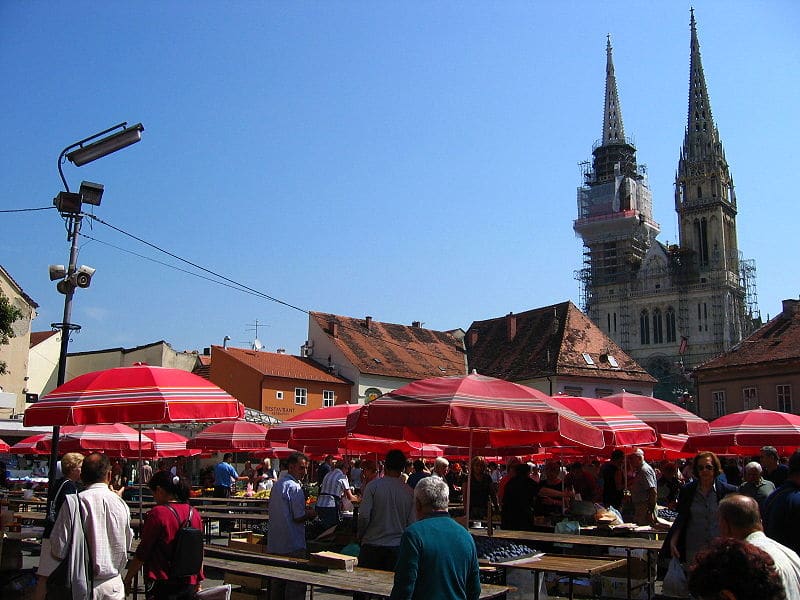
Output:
[{"xmin": 47, "ymin": 212, "xmax": 83, "ymax": 494}]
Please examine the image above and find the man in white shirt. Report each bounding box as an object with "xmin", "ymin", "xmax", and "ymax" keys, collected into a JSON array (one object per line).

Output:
[
  {"xmin": 52, "ymin": 452, "xmax": 133, "ymax": 600},
  {"xmin": 719, "ymin": 493, "xmax": 800, "ymax": 600}
]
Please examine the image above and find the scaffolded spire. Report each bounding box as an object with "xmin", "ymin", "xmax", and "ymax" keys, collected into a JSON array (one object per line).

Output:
[{"xmin": 602, "ymin": 35, "xmax": 626, "ymax": 145}]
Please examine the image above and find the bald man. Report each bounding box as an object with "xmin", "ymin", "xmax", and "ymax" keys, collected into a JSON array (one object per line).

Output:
[{"xmin": 718, "ymin": 494, "xmax": 800, "ymax": 600}]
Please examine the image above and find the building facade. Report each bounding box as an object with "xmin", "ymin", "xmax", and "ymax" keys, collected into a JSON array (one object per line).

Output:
[
  {"xmin": 209, "ymin": 345, "xmax": 352, "ymax": 420},
  {"xmin": 466, "ymin": 301, "xmax": 656, "ymax": 398},
  {"xmin": 574, "ymin": 14, "xmax": 758, "ymax": 402},
  {"xmin": 0, "ymin": 265, "xmax": 38, "ymax": 418},
  {"xmin": 306, "ymin": 312, "xmax": 468, "ymax": 404},
  {"xmin": 693, "ymin": 299, "xmax": 800, "ymax": 420}
]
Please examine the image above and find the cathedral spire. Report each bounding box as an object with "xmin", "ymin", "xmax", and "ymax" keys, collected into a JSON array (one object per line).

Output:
[
  {"xmin": 602, "ymin": 35, "xmax": 626, "ymax": 145},
  {"xmin": 684, "ymin": 8, "xmax": 721, "ymax": 160}
]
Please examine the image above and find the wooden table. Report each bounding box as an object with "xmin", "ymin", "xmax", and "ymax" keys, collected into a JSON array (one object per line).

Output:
[
  {"xmin": 190, "ymin": 496, "xmax": 268, "ymax": 506},
  {"xmin": 472, "ymin": 529, "xmax": 662, "ymax": 600},
  {"xmin": 489, "ymin": 554, "xmax": 626, "ymax": 600},
  {"xmin": 202, "ymin": 555, "xmax": 510, "ymax": 599}
]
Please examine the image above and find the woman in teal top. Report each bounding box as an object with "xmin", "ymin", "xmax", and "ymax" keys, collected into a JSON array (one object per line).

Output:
[{"xmin": 390, "ymin": 476, "xmax": 480, "ymax": 600}]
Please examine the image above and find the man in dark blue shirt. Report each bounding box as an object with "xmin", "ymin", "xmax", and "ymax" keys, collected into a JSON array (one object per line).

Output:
[
  {"xmin": 763, "ymin": 450, "xmax": 800, "ymax": 556},
  {"xmin": 761, "ymin": 445, "xmax": 789, "ymax": 487}
]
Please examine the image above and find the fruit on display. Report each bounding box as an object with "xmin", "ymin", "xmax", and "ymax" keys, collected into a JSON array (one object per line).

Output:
[{"xmin": 473, "ymin": 536, "xmax": 537, "ymax": 563}]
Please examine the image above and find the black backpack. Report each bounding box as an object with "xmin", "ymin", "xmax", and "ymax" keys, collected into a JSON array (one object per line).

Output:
[{"xmin": 165, "ymin": 504, "xmax": 204, "ymax": 579}]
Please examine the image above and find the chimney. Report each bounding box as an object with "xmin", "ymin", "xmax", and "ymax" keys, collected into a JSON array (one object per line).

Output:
[
  {"xmin": 506, "ymin": 312, "xmax": 517, "ymax": 342},
  {"xmin": 782, "ymin": 298, "xmax": 800, "ymax": 318},
  {"xmin": 328, "ymin": 319, "xmax": 338, "ymax": 337},
  {"xmin": 276, "ymin": 348, "xmax": 285, "ymax": 354},
  {"xmin": 468, "ymin": 330, "xmax": 478, "ymax": 347},
  {"xmin": 203, "ymin": 347, "xmax": 211, "ymax": 356},
  {"xmin": 365, "ymin": 316, "xmax": 372, "ymax": 330},
  {"xmin": 411, "ymin": 321, "xmax": 421, "ymax": 328}
]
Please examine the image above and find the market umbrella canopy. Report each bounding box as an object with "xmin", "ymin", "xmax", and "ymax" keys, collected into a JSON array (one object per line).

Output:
[
  {"xmin": 187, "ymin": 420, "xmax": 271, "ymax": 452},
  {"xmin": 11, "ymin": 433, "xmax": 56, "ymax": 455},
  {"xmin": 348, "ymin": 373, "xmax": 605, "ymax": 450},
  {"xmin": 12, "ymin": 425, "xmax": 155, "ymax": 456},
  {"xmin": 266, "ymin": 404, "xmax": 401, "ymax": 442},
  {"xmin": 687, "ymin": 407, "xmax": 800, "ymax": 453},
  {"xmin": 546, "ymin": 395, "xmax": 658, "ymax": 448},
  {"xmin": 59, "ymin": 424, "xmax": 155, "ymax": 455},
  {"xmin": 603, "ymin": 391, "xmax": 710, "ymax": 435},
  {"xmin": 0, "ymin": 438, "xmax": 9, "ymax": 453},
  {"xmin": 120, "ymin": 428, "xmax": 200, "ymax": 459},
  {"xmin": 23, "ymin": 364, "xmax": 245, "ymax": 426}
]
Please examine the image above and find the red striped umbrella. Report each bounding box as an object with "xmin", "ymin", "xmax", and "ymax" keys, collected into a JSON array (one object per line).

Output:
[
  {"xmin": 687, "ymin": 407, "xmax": 800, "ymax": 453},
  {"xmin": 59, "ymin": 424, "xmax": 155, "ymax": 454},
  {"xmin": 603, "ymin": 391, "xmax": 710, "ymax": 435},
  {"xmin": 348, "ymin": 374, "xmax": 605, "ymax": 450},
  {"xmin": 266, "ymin": 405, "xmax": 366, "ymax": 443},
  {"xmin": 23, "ymin": 364, "xmax": 245, "ymax": 426},
  {"xmin": 187, "ymin": 420, "xmax": 271, "ymax": 452},
  {"xmin": 0, "ymin": 438, "xmax": 9, "ymax": 453},
  {"xmin": 546, "ymin": 396, "xmax": 658, "ymax": 449},
  {"xmin": 10, "ymin": 433, "xmax": 54, "ymax": 455},
  {"xmin": 120, "ymin": 428, "xmax": 200, "ymax": 459},
  {"xmin": 12, "ymin": 425, "xmax": 155, "ymax": 455}
]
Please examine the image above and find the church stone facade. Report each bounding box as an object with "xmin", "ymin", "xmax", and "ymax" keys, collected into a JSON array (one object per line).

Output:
[{"xmin": 574, "ymin": 12, "xmax": 759, "ymax": 402}]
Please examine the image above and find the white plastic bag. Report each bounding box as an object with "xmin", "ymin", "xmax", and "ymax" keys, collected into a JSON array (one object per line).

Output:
[{"xmin": 662, "ymin": 557, "xmax": 689, "ymax": 598}]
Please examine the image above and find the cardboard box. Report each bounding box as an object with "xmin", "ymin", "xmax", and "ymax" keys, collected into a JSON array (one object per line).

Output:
[
  {"xmin": 555, "ymin": 577, "xmax": 594, "ymax": 598},
  {"xmin": 598, "ymin": 576, "xmax": 649, "ymax": 600},
  {"xmin": 229, "ymin": 592, "xmax": 261, "ymax": 600},
  {"xmin": 228, "ymin": 532, "xmax": 268, "ymax": 555},
  {"xmin": 309, "ymin": 551, "xmax": 358, "ymax": 571},
  {"xmin": 224, "ymin": 572, "xmax": 269, "ymax": 592},
  {"xmin": 604, "ymin": 547, "xmax": 656, "ymax": 579}
]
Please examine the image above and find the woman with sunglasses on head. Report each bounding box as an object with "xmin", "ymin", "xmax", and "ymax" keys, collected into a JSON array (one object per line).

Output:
[{"xmin": 662, "ymin": 452, "xmax": 738, "ymax": 576}]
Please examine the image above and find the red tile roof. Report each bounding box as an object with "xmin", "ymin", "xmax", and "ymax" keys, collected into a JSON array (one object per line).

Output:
[
  {"xmin": 29, "ymin": 330, "xmax": 58, "ymax": 348},
  {"xmin": 466, "ymin": 300, "xmax": 655, "ymax": 383},
  {"xmin": 214, "ymin": 345, "xmax": 351, "ymax": 384},
  {"xmin": 310, "ymin": 312, "xmax": 467, "ymax": 380},
  {"xmin": 695, "ymin": 300, "xmax": 800, "ymax": 371}
]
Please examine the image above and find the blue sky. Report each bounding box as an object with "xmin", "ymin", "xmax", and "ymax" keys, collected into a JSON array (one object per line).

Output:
[{"xmin": 2, "ymin": 2, "xmax": 798, "ymax": 363}]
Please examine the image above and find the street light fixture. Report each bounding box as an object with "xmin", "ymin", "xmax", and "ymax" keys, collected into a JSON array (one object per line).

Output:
[{"xmin": 46, "ymin": 121, "xmax": 144, "ymax": 492}]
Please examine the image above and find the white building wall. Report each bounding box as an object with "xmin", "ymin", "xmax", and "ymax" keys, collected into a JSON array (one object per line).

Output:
[
  {"xmin": 27, "ymin": 332, "xmax": 62, "ymax": 398},
  {"xmin": 0, "ymin": 271, "xmax": 36, "ymax": 417}
]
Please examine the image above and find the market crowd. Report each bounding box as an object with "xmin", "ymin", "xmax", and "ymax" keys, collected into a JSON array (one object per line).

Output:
[{"xmin": 24, "ymin": 444, "xmax": 800, "ymax": 600}]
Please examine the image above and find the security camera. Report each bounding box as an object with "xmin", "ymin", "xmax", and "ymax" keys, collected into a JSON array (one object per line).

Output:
[
  {"xmin": 74, "ymin": 265, "xmax": 96, "ymax": 288},
  {"xmin": 48, "ymin": 264, "xmax": 67, "ymax": 281}
]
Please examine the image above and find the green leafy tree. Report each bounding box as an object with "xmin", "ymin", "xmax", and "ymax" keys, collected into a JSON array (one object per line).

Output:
[{"xmin": 0, "ymin": 290, "xmax": 24, "ymax": 375}]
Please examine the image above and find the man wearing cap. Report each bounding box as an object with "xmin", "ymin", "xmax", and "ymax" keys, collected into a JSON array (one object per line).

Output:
[{"xmin": 763, "ymin": 450, "xmax": 800, "ymax": 555}]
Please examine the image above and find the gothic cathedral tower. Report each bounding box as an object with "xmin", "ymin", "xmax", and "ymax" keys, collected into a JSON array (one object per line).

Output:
[{"xmin": 575, "ymin": 13, "xmax": 758, "ymax": 402}]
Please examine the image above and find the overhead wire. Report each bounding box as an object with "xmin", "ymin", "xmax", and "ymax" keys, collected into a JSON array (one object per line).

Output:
[{"xmin": 83, "ymin": 214, "xmax": 466, "ymax": 368}]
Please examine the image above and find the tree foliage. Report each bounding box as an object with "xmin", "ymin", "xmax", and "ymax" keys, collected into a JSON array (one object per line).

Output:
[{"xmin": 0, "ymin": 290, "xmax": 24, "ymax": 375}]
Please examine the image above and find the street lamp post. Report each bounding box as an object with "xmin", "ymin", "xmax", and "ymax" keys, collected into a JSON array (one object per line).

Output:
[{"xmin": 46, "ymin": 122, "xmax": 144, "ymax": 490}]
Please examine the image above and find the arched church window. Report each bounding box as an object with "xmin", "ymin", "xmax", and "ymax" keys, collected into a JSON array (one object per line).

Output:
[
  {"xmin": 653, "ymin": 309, "xmax": 664, "ymax": 344},
  {"xmin": 640, "ymin": 310, "xmax": 650, "ymax": 345},
  {"xmin": 666, "ymin": 307, "xmax": 677, "ymax": 343}
]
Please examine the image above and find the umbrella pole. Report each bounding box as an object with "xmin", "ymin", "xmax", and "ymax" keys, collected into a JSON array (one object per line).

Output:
[
  {"xmin": 138, "ymin": 425, "xmax": 144, "ymax": 533},
  {"xmin": 464, "ymin": 429, "xmax": 473, "ymax": 529}
]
